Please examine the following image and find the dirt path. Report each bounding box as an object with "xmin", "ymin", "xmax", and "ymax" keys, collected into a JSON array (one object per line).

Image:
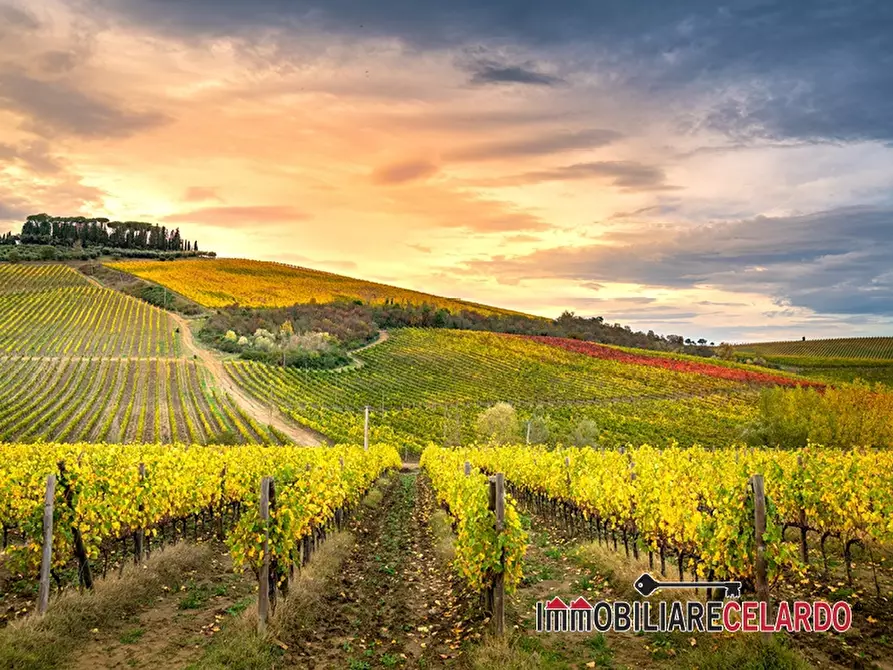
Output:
[
  {"xmin": 329, "ymin": 329, "xmax": 390, "ymax": 372},
  {"xmin": 81, "ymin": 268, "xmax": 324, "ymax": 445},
  {"xmin": 169, "ymin": 312, "xmax": 325, "ymax": 445},
  {"xmin": 72, "ymin": 548, "xmax": 255, "ymax": 670},
  {"xmin": 284, "ymin": 472, "xmax": 481, "ymax": 668}
]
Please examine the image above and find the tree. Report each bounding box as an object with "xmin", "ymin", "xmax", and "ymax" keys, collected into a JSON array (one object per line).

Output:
[
  {"xmin": 716, "ymin": 342, "xmax": 736, "ymax": 361},
  {"xmin": 526, "ymin": 415, "xmax": 550, "ymax": 444},
  {"xmin": 475, "ymin": 402, "xmax": 521, "ymax": 444},
  {"xmin": 697, "ymin": 338, "xmax": 707, "ymax": 346},
  {"xmin": 40, "ymin": 246, "xmax": 57, "ymax": 260},
  {"xmin": 7, "ymin": 249, "xmax": 21, "ymax": 263},
  {"xmin": 568, "ymin": 419, "xmax": 600, "ymax": 447}
]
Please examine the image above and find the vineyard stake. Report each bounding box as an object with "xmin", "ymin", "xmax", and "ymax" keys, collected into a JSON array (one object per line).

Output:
[
  {"xmin": 258, "ymin": 476, "xmax": 272, "ymax": 634},
  {"xmin": 364, "ymin": 406, "xmax": 370, "ymax": 451},
  {"xmin": 38, "ymin": 474, "xmax": 56, "ymax": 616},
  {"xmin": 488, "ymin": 473, "xmax": 506, "ymax": 636},
  {"xmin": 134, "ymin": 463, "xmax": 146, "ymax": 564},
  {"xmin": 751, "ymin": 474, "xmax": 771, "ymax": 641},
  {"xmin": 464, "ymin": 460, "xmax": 471, "ymax": 476},
  {"xmin": 796, "ymin": 455, "xmax": 809, "ymax": 565}
]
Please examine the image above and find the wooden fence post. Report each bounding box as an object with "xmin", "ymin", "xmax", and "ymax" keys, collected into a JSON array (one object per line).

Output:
[
  {"xmin": 38, "ymin": 474, "xmax": 56, "ymax": 615},
  {"xmin": 751, "ymin": 474, "xmax": 771, "ymax": 640},
  {"xmin": 464, "ymin": 461, "xmax": 471, "ymax": 476},
  {"xmin": 488, "ymin": 473, "xmax": 506, "ymax": 636},
  {"xmin": 258, "ymin": 476, "xmax": 272, "ymax": 634},
  {"xmin": 134, "ymin": 463, "xmax": 146, "ymax": 564}
]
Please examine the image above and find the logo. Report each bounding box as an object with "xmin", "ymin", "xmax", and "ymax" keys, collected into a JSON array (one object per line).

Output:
[{"xmin": 535, "ymin": 573, "xmax": 852, "ymax": 634}]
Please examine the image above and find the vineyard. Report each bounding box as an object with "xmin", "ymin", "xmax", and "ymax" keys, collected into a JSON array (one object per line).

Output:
[
  {"xmin": 736, "ymin": 337, "xmax": 893, "ymax": 360},
  {"xmin": 0, "ymin": 264, "xmax": 89, "ymax": 294},
  {"xmin": 0, "ymin": 285, "xmax": 177, "ymax": 357},
  {"xmin": 0, "ymin": 264, "xmax": 283, "ymax": 445},
  {"xmin": 224, "ymin": 328, "xmax": 762, "ymax": 450},
  {"xmin": 0, "ymin": 442, "xmax": 399, "ymax": 592},
  {"xmin": 448, "ymin": 444, "xmax": 893, "ymax": 588},
  {"xmin": 524, "ymin": 335, "xmax": 820, "ymax": 387},
  {"xmin": 0, "ymin": 357, "xmax": 283, "ymax": 444},
  {"xmin": 108, "ymin": 257, "xmax": 527, "ymax": 316}
]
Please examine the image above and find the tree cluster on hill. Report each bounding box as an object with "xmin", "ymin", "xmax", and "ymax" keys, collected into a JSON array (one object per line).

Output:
[
  {"xmin": 199, "ymin": 300, "xmax": 719, "ymax": 369},
  {"xmin": 18, "ymin": 213, "xmax": 205, "ymax": 252}
]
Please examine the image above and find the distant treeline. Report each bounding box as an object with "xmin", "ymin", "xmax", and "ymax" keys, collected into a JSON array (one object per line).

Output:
[
  {"xmin": 10, "ymin": 213, "xmax": 213, "ymax": 255},
  {"xmin": 202, "ymin": 300, "xmax": 717, "ymax": 364}
]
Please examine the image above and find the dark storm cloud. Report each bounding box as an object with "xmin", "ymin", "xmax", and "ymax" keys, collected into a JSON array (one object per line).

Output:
[
  {"xmin": 95, "ymin": 0, "xmax": 893, "ymax": 143},
  {"xmin": 466, "ymin": 206, "xmax": 893, "ymax": 316},
  {"xmin": 485, "ymin": 161, "xmax": 676, "ymax": 192},
  {"xmin": 0, "ymin": 69, "xmax": 170, "ymax": 139},
  {"xmin": 445, "ymin": 129, "xmax": 621, "ymax": 162}
]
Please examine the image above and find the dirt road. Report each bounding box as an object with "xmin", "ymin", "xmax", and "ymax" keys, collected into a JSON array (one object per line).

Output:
[{"xmin": 169, "ymin": 312, "xmax": 325, "ymax": 446}]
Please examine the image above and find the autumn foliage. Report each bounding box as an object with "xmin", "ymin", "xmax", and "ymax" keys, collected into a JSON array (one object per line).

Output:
[{"xmin": 519, "ymin": 335, "xmax": 824, "ymax": 388}]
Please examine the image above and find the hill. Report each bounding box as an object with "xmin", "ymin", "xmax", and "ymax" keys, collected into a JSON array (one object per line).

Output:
[
  {"xmin": 225, "ymin": 328, "xmax": 765, "ymax": 451},
  {"xmin": 0, "ymin": 263, "xmax": 285, "ymax": 444},
  {"xmin": 735, "ymin": 336, "xmax": 893, "ymax": 359},
  {"xmin": 733, "ymin": 336, "xmax": 893, "ymax": 386},
  {"xmin": 106, "ymin": 257, "xmax": 529, "ymax": 317},
  {"xmin": 107, "ymin": 257, "xmax": 726, "ymax": 357}
]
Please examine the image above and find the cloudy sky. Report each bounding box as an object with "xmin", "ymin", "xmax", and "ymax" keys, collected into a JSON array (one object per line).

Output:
[{"xmin": 1, "ymin": 0, "xmax": 892, "ymax": 342}]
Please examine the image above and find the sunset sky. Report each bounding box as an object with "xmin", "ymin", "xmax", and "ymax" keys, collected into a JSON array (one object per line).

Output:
[{"xmin": 1, "ymin": 0, "xmax": 891, "ymax": 342}]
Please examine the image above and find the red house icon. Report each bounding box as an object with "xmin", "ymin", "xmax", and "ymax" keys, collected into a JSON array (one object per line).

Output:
[
  {"xmin": 539, "ymin": 597, "xmax": 569, "ymax": 632},
  {"xmin": 569, "ymin": 597, "xmax": 593, "ymax": 632}
]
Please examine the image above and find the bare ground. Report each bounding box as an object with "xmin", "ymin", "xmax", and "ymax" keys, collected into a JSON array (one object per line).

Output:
[
  {"xmin": 71, "ymin": 547, "xmax": 255, "ymax": 670},
  {"xmin": 280, "ymin": 471, "xmax": 485, "ymax": 668},
  {"xmin": 169, "ymin": 311, "xmax": 325, "ymax": 445}
]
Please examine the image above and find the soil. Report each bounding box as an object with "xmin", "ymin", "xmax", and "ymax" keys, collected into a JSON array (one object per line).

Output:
[
  {"xmin": 282, "ymin": 470, "xmax": 484, "ymax": 668},
  {"xmin": 72, "ymin": 549, "xmax": 255, "ymax": 670},
  {"xmin": 169, "ymin": 311, "xmax": 325, "ymax": 446}
]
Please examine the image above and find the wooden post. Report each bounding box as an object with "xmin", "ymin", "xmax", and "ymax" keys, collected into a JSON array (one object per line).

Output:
[
  {"xmin": 57, "ymin": 461, "xmax": 93, "ymax": 590},
  {"xmin": 464, "ymin": 461, "xmax": 471, "ymax": 476},
  {"xmin": 258, "ymin": 476, "xmax": 272, "ymax": 634},
  {"xmin": 526, "ymin": 420, "xmax": 531, "ymax": 445},
  {"xmin": 564, "ymin": 456, "xmax": 571, "ymax": 495},
  {"xmin": 364, "ymin": 406, "xmax": 370, "ymax": 451},
  {"xmin": 488, "ymin": 473, "xmax": 506, "ymax": 636},
  {"xmin": 218, "ymin": 466, "xmax": 227, "ymax": 541},
  {"xmin": 38, "ymin": 474, "xmax": 56, "ymax": 616},
  {"xmin": 134, "ymin": 463, "xmax": 146, "ymax": 564},
  {"xmin": 751, "ymin": 474, "xmax": 771, "ymax": 640},
  {"xmin": 796, "ymin": 455, "xmax": 809, "ymax": 565}
]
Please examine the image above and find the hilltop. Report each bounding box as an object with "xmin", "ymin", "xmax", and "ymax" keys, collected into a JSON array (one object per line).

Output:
[{"xmin": 106, "ymin": 257, "xmax": 720, "ymax": 359}]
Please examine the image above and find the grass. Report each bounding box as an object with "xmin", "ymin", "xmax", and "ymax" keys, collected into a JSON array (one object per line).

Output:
[
  {"xmin": 0, "ymin": 542, "xmax": 213, "ymax": 669},
  {"xmin": 118, "ymin": 627, "xmax": 146, "ymax": 644}
]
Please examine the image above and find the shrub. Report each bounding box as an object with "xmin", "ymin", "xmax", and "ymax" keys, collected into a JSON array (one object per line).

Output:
[
  {"xmin": 475, "ymin": 402, "xmax": 521, "ymax": 444},
  {"xmin": 745, "ymin": 381, "xmax": 893, "ymax": 448}
]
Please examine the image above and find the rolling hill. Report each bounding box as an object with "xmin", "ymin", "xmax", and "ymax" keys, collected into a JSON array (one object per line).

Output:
[
  {"xmin": 734, "ymin": 336, "xmax": 893, "ymax": 386},
  {"xmin": 106, "ymin": 257, "xmax": 531, "ymax": 317},
  {"xmin": 735, "ymin": 336, "xmax": 893, "ymax": 359}
]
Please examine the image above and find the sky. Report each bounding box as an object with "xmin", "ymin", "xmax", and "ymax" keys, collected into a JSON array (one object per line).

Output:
[{"xmin": 1, "ymin": 0, "xmax": 892, "ymax": 343}]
